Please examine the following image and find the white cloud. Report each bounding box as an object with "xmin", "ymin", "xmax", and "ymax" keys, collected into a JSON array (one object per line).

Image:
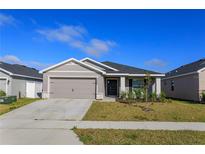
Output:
[
  {"xmin": 0, "ymin": 55, "xmax": 22, "ymax": 64},
  {"xmin": 145, "ymin": 58, "xmax": 167, "ymax": 67},
  {"xmin": 37, "ymin": 25, "xmax": 116, "ymax": 56},
  {"xmin": 0, "ymin": 55, "xmax": 50, "ymax": 70},
  {"xmin": 0, "ymin": 14, "xmax": 16, "ymax": 26}
]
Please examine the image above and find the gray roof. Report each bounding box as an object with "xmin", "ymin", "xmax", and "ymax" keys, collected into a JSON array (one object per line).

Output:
[
  {"xmin": 102, "ymin": 61, "xmax": 162, "ymax": 74},
  {"xmin": 0, "ymin": 61, "xmax": 43, "ymax": 79},
  {"xmin": 166, "ymin": 58, "xmax": 205, "ymax": 77}
]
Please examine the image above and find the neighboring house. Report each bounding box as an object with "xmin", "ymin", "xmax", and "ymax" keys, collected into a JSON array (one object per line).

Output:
[
  {"xmin": 162, "ymin": 59, "xmax": 205, "ymax": 102},
  {"xmin": 40, "ymin": 58, "xmax": 164, "ymax": 99},
  {"xmin": 0, "ymin": 62, "xmax": 43, "ymax": 98}
]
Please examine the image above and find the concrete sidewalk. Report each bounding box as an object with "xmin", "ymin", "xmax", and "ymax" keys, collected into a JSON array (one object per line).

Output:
[
  {"xmin": 1, "ymin": 119, "xmax": 205, "ymax": 131},
  {"xmin": 0, "ymin": 129, "xmax": 82, "ymax": 145},
  {"xmin": 1, "ymin": 119, "xmax": 205, "ymax": 144}
]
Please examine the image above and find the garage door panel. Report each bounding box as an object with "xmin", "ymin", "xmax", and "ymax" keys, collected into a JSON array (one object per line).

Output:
[{"xmin": 50, "ymin": 78, "xmax": 96, "ymax": 99}]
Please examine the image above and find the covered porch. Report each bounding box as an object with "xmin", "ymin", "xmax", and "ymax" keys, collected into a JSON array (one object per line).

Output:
[{"xmin": 105, "ymin": 75, "xmax": 162, "ymax": 98}]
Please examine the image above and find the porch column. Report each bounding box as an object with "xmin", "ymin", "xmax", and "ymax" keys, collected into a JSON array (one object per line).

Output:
[
  {"xmin": 155, "ymin": 77, "xmax": 161, "ymax": 96},
  {"xmin": 152, "ymin": 82, "xmax": 156, "ymax": 93},
  {"xmin": 120, "ymin": 76, "xmax": 126, "ymax": 93}
]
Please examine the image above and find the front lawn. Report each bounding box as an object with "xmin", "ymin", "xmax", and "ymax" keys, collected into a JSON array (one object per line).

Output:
[
  {"xmin": 0, "ymin": 98, "xmax": 40, "ymax": 115},
  {"xmin": 83, "ymin": 100, "xmax": 205, "ymax": 122},
  {"xmin": 74, "ymin": 129, "xmax": 205, "ymax": 145}
]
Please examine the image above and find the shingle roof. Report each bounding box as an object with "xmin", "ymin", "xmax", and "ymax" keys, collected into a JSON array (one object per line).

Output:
[
  {"xmin": 166, "ymin": 58, "xmax": 205, "ymax": 77},
  {"xmin": 0, "ymin": 61, "xmax": 43, "ymax": 79},
  {"xmin": 102, "ymin": 61, "xmax": 162, "ymax": 74}
]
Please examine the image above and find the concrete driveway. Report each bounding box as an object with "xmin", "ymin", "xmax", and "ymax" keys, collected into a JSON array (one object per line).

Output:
[
  {"xmin": 0, "ymin": 99, "xmax": 92, "ymax": 144},
  {"xmin": 0, "ymin": 99, "xmax": 93, "ymax": 121}
]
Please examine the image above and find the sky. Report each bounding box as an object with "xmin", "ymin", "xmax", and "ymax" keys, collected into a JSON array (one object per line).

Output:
[{"xmin": 0, "ymin": 10, "xmax": 205, "ymax": 73}]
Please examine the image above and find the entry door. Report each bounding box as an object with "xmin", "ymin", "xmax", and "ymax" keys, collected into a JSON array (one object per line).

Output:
[
  {"xmin": 26, "ymin": 82, "xmax": 35, "ymax": 98},
  {"xmin": 107, "ymin": 80, "xmax": 118, "ymax": 96}
]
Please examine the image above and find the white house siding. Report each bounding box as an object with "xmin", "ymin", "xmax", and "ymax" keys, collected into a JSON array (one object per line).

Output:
[
  {"xmin": 11, "ymin": 77, "xmax": 27, "ymax": 98},
  {"xmin": 11, "ymin": 77, "xmax": 42, "ymax": 98},
  {"xmin": 0, "ymin": 71, "xmax": 12, "ymax": 95},
  {"xmin": 42, "ymin": 61, "xmax": 105, "ymax": 99},
  {"xmin": 199, "ymin": 70, "xmax": 205, "ymax": 99},
  {"xmin": 162, "ymin": 73, "xmax": 199, "ymax": 101}
]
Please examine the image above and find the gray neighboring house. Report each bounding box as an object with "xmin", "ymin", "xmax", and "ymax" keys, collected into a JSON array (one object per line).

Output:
[
  {"xmin": 162, "ymin": 58, "xmax": 205, "ymax": 102},
  {"xmin": 0, "ymin": 62, "xmax": 43, "ymax": 98},
  {"xmin": 40, "ymin": 58, "xmax": 164, "ymax": 99}
]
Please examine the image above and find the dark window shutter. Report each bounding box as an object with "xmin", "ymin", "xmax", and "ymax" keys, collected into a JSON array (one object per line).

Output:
[{"xmin": 129, "ymin": 79, "xmax": 132, "ymax": 87}]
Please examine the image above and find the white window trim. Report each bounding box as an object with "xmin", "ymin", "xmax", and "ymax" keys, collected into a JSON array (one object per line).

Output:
[
  {"xmin": 81, "ymin": 57, "xmax": 119, "ymax": 71},
  {"xmin": 47, "ymin": 75, "xmax": 98, "ymax": 99},
  {"xmin": 40, "ymin": 58, "xmax": 106, "ymax": 74},
  {"xmin": 0, "ymin": 77, "xmax": 9, "ymax": 95}
]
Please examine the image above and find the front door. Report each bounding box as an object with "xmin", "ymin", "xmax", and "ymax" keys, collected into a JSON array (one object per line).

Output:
[{"xmin": 107, "ymin": 79, "xmax": 118, "ymax": 96}]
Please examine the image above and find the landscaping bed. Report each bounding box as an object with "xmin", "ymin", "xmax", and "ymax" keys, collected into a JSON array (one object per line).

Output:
[
  {"xmin": 0, "ymin": 98, "xmax": 40, "ymax": 115},
  {"xmin": 83, "ymin": 100, "xmax": 205, "ymax": 122},
  {"xmin": 74, "ymin": 129, "xmax": 205, "ymax": 145}
]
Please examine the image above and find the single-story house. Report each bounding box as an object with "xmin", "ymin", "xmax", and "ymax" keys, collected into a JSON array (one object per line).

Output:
[
  {"xmin": 40, "ymin": 58, "xmax": 164, "ymax": 99},
  {"xmin": 162, "ymin": 58, "xmax": 205, "ymax": 102},
  {"xmin": 0, "ymin": 62, "xmax": 43, "ymax": 98}
]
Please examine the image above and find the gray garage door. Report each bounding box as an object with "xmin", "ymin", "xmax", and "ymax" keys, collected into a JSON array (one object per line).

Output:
[
  {"xmin": 50, "ymin": 78, "xmax": 96, "ymax": 99},
  {"xmin": 0, "ymin": 79, "xmax": 6, "ymax": 93}
]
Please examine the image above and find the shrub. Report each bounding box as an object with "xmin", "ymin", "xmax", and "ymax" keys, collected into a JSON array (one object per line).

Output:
[
  {"xmin": 127, "ymin": 91, "xmax": 135, "ymax": 100},
  {"xmin": 120, "ymin": 91, "xmax": 127, "ymax": 100},
  {"xmin": 133, "ymin": 88, "xmax": 144, "ymax": 100},
  {"xmin": 0, "ymin": 90, "xmax": 6, "ymax": 97},
  {"xmin": 149, "ymin": 92, "xmax": 157, "ymax": 102},
  {"xmin": 159, "ymin": 91, "xmax": 166, "ymax": 102}
]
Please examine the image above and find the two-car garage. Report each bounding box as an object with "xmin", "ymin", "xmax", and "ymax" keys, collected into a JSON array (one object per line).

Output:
[{"xmin": 49, "ymin": 78, "xmax": 96, "ymax": 99}]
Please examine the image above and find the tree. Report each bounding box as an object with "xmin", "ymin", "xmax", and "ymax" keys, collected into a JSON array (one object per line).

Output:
[{"xmin": 144, "ymin": 73, "xmax": 152, "ymax": 102}]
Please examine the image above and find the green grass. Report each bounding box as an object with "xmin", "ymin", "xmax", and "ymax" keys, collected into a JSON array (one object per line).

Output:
[
  {"xmin": 74, "ymin": 129, "xmax": 205, "ymax": 145},
  {"xmin": 83, "ymin": 100, "xmax": 205, "ymax": 122},
  {"xmin": 0, "ymin": 98, "xmax": 40, "ymax": 115}
]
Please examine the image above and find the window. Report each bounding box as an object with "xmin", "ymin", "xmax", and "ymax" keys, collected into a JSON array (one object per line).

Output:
[
  {"xmin": 132, "ymin": 79, "xmax": 144, "ymax": 89},
  {"xmin": 171, "ymin": 80, "xmax": 174, "ymax": 91}
]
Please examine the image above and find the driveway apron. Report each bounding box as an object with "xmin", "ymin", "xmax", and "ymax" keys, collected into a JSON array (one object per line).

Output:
[{"xmin": 0, "ymin": 99, "xmax": 92, "ymax": 145}]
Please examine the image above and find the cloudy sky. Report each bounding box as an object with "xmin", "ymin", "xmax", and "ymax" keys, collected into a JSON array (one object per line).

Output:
[{"xmin": 0, "ymin": 10, "xmax": 205, "ymax": 72}]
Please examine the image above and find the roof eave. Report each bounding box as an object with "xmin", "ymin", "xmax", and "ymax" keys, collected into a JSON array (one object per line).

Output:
[
  {"xmin": 105, "ymin": 73, "xmax": 165, "ymax": 77},
  {"xmin": 81, "ymin": 57, "xmax": 119, "ymax": 71}
]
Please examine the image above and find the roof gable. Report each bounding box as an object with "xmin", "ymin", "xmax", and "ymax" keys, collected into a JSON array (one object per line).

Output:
[
  {"xmin": 81, "ymin": 58, "xmax": 118, "ymax": 71},
  {"xmin": 0, "ymin": 62, "xmax": 42, "ymax": 79},
  {"xmin": 166, "ymin": 58, "xmax": 205, "ymax": 77},
  {"xmin": 40, "ymin": 58, "xmax": 106, "ymax": 74}
]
